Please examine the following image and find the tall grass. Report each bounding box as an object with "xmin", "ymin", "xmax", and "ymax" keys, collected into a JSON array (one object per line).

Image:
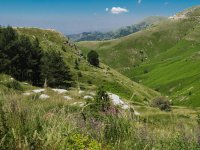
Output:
[{"xmin": 0, "ymin": 92, "xmax": 199, "ymax": 149}]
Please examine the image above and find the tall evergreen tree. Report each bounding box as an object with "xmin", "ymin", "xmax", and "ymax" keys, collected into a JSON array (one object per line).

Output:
[{"xmin": 41, "ymin": 51, "xmax": 72, "ymax": 88}]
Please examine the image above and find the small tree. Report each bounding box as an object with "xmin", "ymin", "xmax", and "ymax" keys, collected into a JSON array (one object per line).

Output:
[{"xmin": 87, "ymin": 50, "xmax": 99, "ymax": 67}]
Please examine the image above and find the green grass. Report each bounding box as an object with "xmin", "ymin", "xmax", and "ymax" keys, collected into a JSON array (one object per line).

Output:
[
  {"xmin": 0, "ymin": 87, "xmax": 200, "ymax": 149},
  {"xmin": 78, "ymin": 7, "xmax": 200, "ymax": 107},
  {"xmin": 13, "ymin": 27, "xmax": 159, "ymax": 103}
]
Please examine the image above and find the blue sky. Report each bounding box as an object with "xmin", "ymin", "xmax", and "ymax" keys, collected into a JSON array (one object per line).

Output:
[{"xmin": 0, "ymin": 0, "xmax": 200, "ymax": 34}]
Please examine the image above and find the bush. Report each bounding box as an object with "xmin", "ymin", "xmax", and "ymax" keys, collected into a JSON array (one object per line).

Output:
[
  {"xmin": 151, "ymin": 97, "xmax": 171, "ymax": 111},
  {"xmin": 144, "ymin": 69, "xmax": 148, "ymax": 74},
  {"xmin": 87, "ymin": 50, "xmax": 99, "ymax": 67},
  {"xmin": 64, "ymin": 133, "xmax": 101, "ymax": 150},
  {"xmin": 5, "ymin": 80, "xmax": 23, "ymax": 91},
  {"xmin": 77, "ymin": 72, "xmax": 82, "ymax": 77},
  {"xmin": 85, "ymin": 86, "xmax": 111, "ymax": 113},
  {"xmin": 95, "ymin": 86, "xmax": 111, "ymax": 112}
]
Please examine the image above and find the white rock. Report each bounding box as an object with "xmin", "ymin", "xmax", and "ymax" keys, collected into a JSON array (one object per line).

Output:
[
  {"xmin": 79, "ymin": 103, "xmax": 84, "ymax": 107},
  {"xmin": 108, "ymin": 93, "xmax": 130, "ymax": 110},
  {"xmin": 23, "ymin": 92, "xmax": 31, "ymax": 96},
  {"xmin": 83, "ymin": 95, "xmax": 93, "ymax": 99},
  {"xmin": 89, "ymin": 92, "xmax": 96, "ymax": 96},
  {"xmin": 79, "ymin": 90, "xmax": 84, "ymax": 94},
  {"xmin": 63, "ymin": 96, "xmax": 72, "ymax": 100},
  {"xmin": 122, "ymin": 104, "xmax": 129, "ymax": 110},
  {"xmin": 134, "ymin": 111, "xmax": 140, "ymax": 116},
  {"xmin": 39, "ymin": 94, "xmax": 50, "ymax": 99},
  {"xmin": 32, "ymin": 89, "xmax": 45, "ymax": 93},
  {"xmin": 78, "ymin": 90, "xmax": 84, "ymax": 94},
  {"xmin": 52, "ymin": 89, "xmax": 68, "ymax": 94},
  {"xmin": 108, "ymin": 93, "xmax": 125, "ymax": 105},
  {"xmin": 73, "ymin": 102, "xmax": 85, "ymax": 107}
]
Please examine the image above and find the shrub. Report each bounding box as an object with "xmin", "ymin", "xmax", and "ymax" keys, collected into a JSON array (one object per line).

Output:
[
  {"xmin": 151, "ymin": 97, "xmax": 171, "ymax": 111},
  {"xmin": 87, "ymin": 50, "xmax": 99, "ymax": 67},
  {"xmin": 87, "ymin": 80, "xmax": 92, "ymax": 84},
  {"xmin": 64, "ymin": 133, "xmax": 101, "ymax": 150},
  {"xmin": 95, "ymin": 86, "xmax": 111, "ymax": 112},
  {"xmin": 77, "ymin": 72, "xmax": 82, "ymax": 77},
  {"xmin": 144, "ymin": 69, "xmax": 148, "ymax": 74},
  {"xmin": 5, "ymin": 80, "xmax": 23, "ymax": 91}
]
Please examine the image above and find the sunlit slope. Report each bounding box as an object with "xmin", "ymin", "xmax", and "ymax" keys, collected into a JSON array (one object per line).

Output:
[
  {"xmin": 78, "ymin": 6, "xmax": 200, "ymax": 107},
  {"xmin": 14, "ymin": 28, "xmax": 159, "ymax": 103}
]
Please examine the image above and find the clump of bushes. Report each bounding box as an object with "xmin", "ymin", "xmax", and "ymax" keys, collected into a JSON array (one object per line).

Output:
[{"xmin": 150, "ymin": 97, "xmax": 171, "ymax": 111}]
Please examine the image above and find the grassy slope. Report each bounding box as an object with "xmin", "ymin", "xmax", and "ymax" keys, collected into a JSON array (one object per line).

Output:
[
  {"xmin": 0, "ymin": 76, "xmax": 199, "ymax": 149},
  {"xmin": 78, "ymin": 6, "xmax": 200, "ymax": 107},
  {"xmin": 12, "ymin": 28, "xmax": 159, "ymax": 103},
  {"xmin": 1, "ymin": 28, "xmax": 200, "ymax": 150}
]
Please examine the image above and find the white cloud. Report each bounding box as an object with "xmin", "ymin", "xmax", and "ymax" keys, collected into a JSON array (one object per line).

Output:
[
  {"xmin": 105, "ymin": 8, "xmax": 109, "ymax": 12},
  {"xmin": 138, "ymin": 0, "xmax": 142, "ymax": 4},
  {"xmin": 110, "ymin": 7, "xmax": 128, "ymax": 14}
]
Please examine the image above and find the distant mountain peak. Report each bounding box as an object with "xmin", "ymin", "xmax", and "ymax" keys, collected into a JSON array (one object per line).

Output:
[
  {"xmin": 68, "ymin": 16, "xmax": 167, "ymax": 42},
  {"xmin": 169, "ymin": 6, "xmax": 200, "ymax": 20}
]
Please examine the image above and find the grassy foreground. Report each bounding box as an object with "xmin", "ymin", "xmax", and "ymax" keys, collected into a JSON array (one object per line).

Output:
[{"xmin": 0, "ymin": 77, "xmax": 200, "ymax": 149}]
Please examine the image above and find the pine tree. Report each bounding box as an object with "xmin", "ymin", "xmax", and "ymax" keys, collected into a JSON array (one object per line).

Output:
[{"xmin": 41, "ymin": 51, "xmax": 72, "ymax": 88}]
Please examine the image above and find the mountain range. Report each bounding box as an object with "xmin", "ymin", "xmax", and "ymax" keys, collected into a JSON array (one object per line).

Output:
[{"xmin": 68, "ymin": 16, "xmax": 167, "ymax": 42}]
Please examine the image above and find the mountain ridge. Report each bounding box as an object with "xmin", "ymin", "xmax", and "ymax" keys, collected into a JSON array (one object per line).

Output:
[{"xmin": 68, "ymin": 16, "xmax": 167, "ymax": 42}]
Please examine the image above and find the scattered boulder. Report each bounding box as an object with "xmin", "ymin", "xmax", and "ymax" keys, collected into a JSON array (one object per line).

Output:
[
  {"xmin": 83, "ymin": 95, "xmax": 93, "ymax": 100},
  {"xmin": 64, "ymin": 96, "xmax": 72, "ymax": 100},
  {"xmin": 32, "ymin": 89, "xmax": 45, "ymax": 93},
  {"xmin": 79, "ymin": 90, "xmax": 84, "ymax": 94},
  {"xmin": 122, "ymin": 104, "xmax": 129, "ymax": 110},
  {"xmin": 108, "ymin": 93, "xmax": 130, "ymax": 110},
  {"xmin": 52, "ymin": 89, "xmax": 68, "ymax": 94},
  {"xmin": 39, "ymin": 94, "xmax": 50, "ymax": 100},
  {"xmin": 73, "ymin": 102, "xmax": 85, "ymax": 107},
  {"xmin": 89, "ymin": 92, "xmax": 96, "ymax": 96},
  {"xmin": 134, "ymin": 111, "xmax": 140, "ymax": 116},
  {"xmin": 23, "ymin": 92, "xmax": 31, "ymax": 96}
]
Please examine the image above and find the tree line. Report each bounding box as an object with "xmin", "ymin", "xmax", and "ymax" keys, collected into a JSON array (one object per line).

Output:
[{"xmin": 0, "ymin": 26, "xmax": 72, "ymax": 88}]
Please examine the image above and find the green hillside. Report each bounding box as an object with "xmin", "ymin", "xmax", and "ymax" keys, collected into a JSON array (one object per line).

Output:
[
  {"xmin": 1, "ymin": 19, "xmax": 200, "ymax": 150},
  {"xmin": 4, "ymin": 27, "xmax": 158, "ymax": 103},
  {"xmin": 78, "ymin": 6, "xmax": 200, "ymax": 107}
]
